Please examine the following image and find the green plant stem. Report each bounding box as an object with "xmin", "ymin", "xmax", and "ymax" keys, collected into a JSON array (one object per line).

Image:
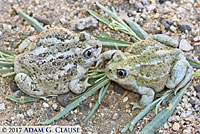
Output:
[
  {"xmin": 2, "ymin": 72, "xmax": 16, "ymax": 78},
  {"xmin": 16, "ymin": 9, "xmax": 44, "ymax": 33}
]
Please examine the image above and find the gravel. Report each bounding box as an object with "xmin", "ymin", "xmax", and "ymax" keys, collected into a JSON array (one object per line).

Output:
[{"xmin": 69, "ymin": 16, "xmax": 99, "ymax": 31}]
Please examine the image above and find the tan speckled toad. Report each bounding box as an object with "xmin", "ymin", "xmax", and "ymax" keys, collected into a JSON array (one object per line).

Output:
[{"xmin": 14, "ymin": 28, "xmax": 102, "ymax": 97}]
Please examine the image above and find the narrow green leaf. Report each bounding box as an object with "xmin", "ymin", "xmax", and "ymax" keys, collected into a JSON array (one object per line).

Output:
[
  {"xmin": 0, "ymin": 58, "xmax": 14, "ymax": 62},
  {"xmin": 193, "ymin": 73, "xmax": 200, "ymax": 77},
  {"xmin": 125, "ymin": 19, "xmax": 148, "ymax": 40},
  {"xmin": 2, "ymin": 72, "xmax": 16, "ymax": 78},
  {"xmin": 95, "ymin": 36, "xmax": 131, "ymax": 44},
  {"xmin": 155, "ymin": 93, "xmax": 172, "ymax": 115},
  {"xmin": 140, "ymin": 81, "xmax": 191, "ymax": 134},
  {"xmin": 20, "ymin": 35, "xmax": 29, "ymax": 40},
  {"xmin": 0, "ymin": 62, "xmax": 14, "ymax": 67},
  {"xmin": 95, "ymin": 36, "xmax": 131, "ymax": 48},
  {"xmin": 40, "ymin": 78, "xmax": 110, "ymax": 124},
  {"xmin": 0, "ymin": 49, "xmax": 15, "ymax": 56},
  {"xmin": 88, "ymin": 10, "xmax": 111, "ymax": 26},
  {"xmin": 83, "ymin": 82, "xmax": 110, "ymax": 122},
  {"xmin": 0, "ymin": 69, "xmax": 14, "ymax": 73},
  {"xmin": 186, "ymin": 58, "xmax": 200, "ymax": 69},
  {"xmin": 98, "ymin": 86, "xmax": 105, "ymax": 104},
  {"xmin": 88, "ymin": 69, "xmax": 105, "ymax": 73},
  {"xmin": 16, "ymin": 9, "xmax": 44, "ymax": 33},
  {"xmin": 96, "ymin": 2, "xmax": 119, "ymax": 22},
  {"xmin": 89, "ymin": 73, "xmax": 105, "ymax": 79},
  {"xmin": 6, "ymin": 95, "xmax": 39, "ymax": 104}
]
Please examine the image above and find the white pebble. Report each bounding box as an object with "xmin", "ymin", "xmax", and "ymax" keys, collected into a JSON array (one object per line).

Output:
[
  {"xmin": 27, "ymin": 109, "xmax": 34, "ymax": 117},
  {"xmin": 43, "ymin": 102, "xmax": 49, "ymax": 108},
  {"xmin": 123, "ymin": 97, "xmax": 128, "ymax": 102},
  {"xmin": 17, "ymin": 114, "xmax": 24, "ymax": 119},
  {"xmin": 0, "ymin": 103, "xmax": 6, "ymax": 110},
  {"xmin": 52, "ymin": 103, "xmax": 58, "ymax": 110},
  {"xmin": 179, "ymin": 39, "xmax": 193, "ymax": 51}
]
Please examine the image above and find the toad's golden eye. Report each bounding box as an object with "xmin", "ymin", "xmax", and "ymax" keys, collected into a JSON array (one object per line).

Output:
[
  {"xmin": 83, "ymin": 48, "xmax": 93, "ymax": 58},
  {"xmin": 117, "ymin": 69, "xmax": 127, "ymax": 78}
]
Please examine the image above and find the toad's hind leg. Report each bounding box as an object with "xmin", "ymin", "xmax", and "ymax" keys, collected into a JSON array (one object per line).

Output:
[
  {"xmin": 152, "ymin": 34, "xmax": 179, "ymax": 48},
  {"xmin": 166, "ymin": 55, "xmax": 193, "ymax": 95},
  {"xmin": 15, "ymin": 73, "xmax": 44, "ymax": 97},
  {"xmin": 130, "ymin": 87, "xmax": 155, "ymax": 111}
]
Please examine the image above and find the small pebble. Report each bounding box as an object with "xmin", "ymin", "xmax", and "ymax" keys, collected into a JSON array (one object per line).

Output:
[
  {"xmin": 57, "ymin": 92, "xmax": 74, "ymax": 107},
  {"xmin": 75, "ymin": 120, "xmax": 80, "ymax": 125},
  {"xmin": 52, "ymin": 103, "xmax": 58, "ymax": 110},
  {"xmin": 112, "ymin": 113, "xmax": 119, "ymax": 120},
  {"xmin": 159, "ymin": 0, "xmax": 168, "ymax": 4},
  {"xmin": 113, "ymin": 83, "xmax": 125, "ymax": 95},
  {"xmin": 194, "ymin": 85, "xmax": 200, "ymax": 93},
  {"xmin": 161, "ymin": 19, "xmax": 170, "ymax": 31},
  {"xmin": 197, "ymin": 16, "xmax": 200, "ymax": 21},
  {"xmin": 172, "ymin": 122, "xmax": 180, "ymax": 131},
  {"xmin": 13, "ymin": 90, "xmax": 24, "ymax": 98},
  {"xmin": 163, "ymin": 123, "xmax": 169, "ymax": 129},
  {"xmin": 0, "ymin": 103, "xmax": 6, "ymax": 110},
  {"xmin": 135, "ymin": 2, "xmax": 144, "ymax": 9},
  {"xmin": 185, "ymin": 115, "xmax": 195, "ymax": 122},
  {"xmin": 147, "ymin": 4, "xmax": 156, "ymax": 12},
  {"xmin": 17, "ymin": 114, "xmax": 24, "ymax": 119},
  {"xmin": 43, "ymin": 102, "xmax": 49, "ymax": 108},
  {"xmin": 47, "ymin": 108, "xmax": 51, "ymax": 118},
  {"xmin": 170, "ymin": 25, "xmax": 176, "ymax": 32},
  {"xmin": 27, "ymin": 109, "xmax": 34, "ymax": 117},
  {"xmin": 10, "ymin": 82, "xmax": 20, "ymax": 92},
  {"xmin": 179, "ymin": 39, "xmax": 193, "ymax": 51},
  {"xmin": 79, "ymin": 104, "xmax": 90, "ymax": 113},
  {"xmin": 66, "ymin": 114, "xmax": 74, "ymax": 121},
  {"xmin": 34, "ymin": 16, "xmax": 50, "ymax": 25},
  {"xmin": 142, "ymin": 0, "xmax": 149, "ymax": 5},
  {"xmin": 178, "ymin": 23, "xmax": 192, "ymax": 32},
  {"xmin": 60, "ymin": 18, "xmax": 68, "ymax": 25},
  {"xmin": 129, "ymin": 0, "xmax": 135, "ymax": 4},
  {"xmin": 161, "ymin": 99, "xmax": 168, "ymax": 107},
  {"xmin": 189, "ymin": 99, "xmax": 195, "ymax": 107},
  {"xmin": 123, "ymin": 97, "xmax": 128, "ymax": 102},
  {"xmin": 183, "ymin": 127, "xmax": 192, "ymax": 134}
]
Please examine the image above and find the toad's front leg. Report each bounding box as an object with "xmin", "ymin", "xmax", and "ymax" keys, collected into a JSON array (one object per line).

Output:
[
  {"xmin": 96, "ymin": 50, "xmax": 121, "ymax": 67},
  {"xmin": 130, "ymin": 86, "xmax": 155, "ymax": 111},
  {"xmin": 69, "ymin": 77, "xmax": 91, "ymax": 94}
]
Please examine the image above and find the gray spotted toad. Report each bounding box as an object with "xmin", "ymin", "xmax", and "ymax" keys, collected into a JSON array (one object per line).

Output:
[{"xmin": 14, "ymin": 28, "xmax": 102, "ymax": 97}]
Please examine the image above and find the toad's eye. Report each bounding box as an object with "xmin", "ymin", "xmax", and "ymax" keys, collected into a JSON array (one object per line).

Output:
[
  {"xmin": 117, "ymin": 69, "xmax": 127, "ymax": 78},
  {"xmin": 83, "ymin": 48, "xmax": 93, "ymax": 58}
]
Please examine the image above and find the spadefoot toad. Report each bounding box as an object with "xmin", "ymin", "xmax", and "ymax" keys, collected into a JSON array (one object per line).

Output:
[
  {"xmin": 14, "ymin": 28, "xmax": 102, "ymax": 97},
  {"xmin": 97, "ymin": 35, "xmax": 192, "ymax": 110}
]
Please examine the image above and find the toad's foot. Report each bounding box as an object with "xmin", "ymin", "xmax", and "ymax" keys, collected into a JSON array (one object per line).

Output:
[
  {"xmin": 69, "ymin": 77, "xmax": 91, "ymax": 94},
  {"xmin": 130, "ymin": 102, "xmax": 145, "ymax": 111},
  {"xmin": 95, "ymin": 50, "xmax": 121, "ymax": 67}
]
